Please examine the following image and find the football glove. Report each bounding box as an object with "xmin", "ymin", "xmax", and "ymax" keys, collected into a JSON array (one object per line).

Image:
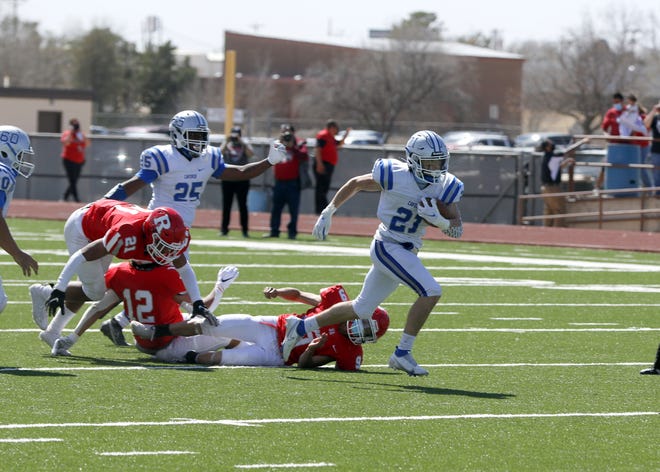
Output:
[
  {"xmin": 267, "ymin": 141, "xmax": 288, "ymax": 165},
  {"xmin": 215, "ymin": 265, "xmax": 239, "ymax": 293},
  {"xmin": 417, "ymin": 198, "xmax": 450, "ymax": 230},
  {"xmin": 312, "ymin": 204, "xmax": 336, "ymax": 240},
  {"xmin": 45, "ymin": 289, "xmax": 66, "ymax": 317},
  {"xmin": 192, "ymin": 300, "xmax": 218, "ymax": 327}
]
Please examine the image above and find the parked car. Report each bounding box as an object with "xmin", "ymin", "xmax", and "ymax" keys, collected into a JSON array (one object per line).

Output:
[
  {"xmin": 337, "ymin": 129, "xmax": 385, "ymax": 145},
  {"xmin": 514, "ymin": 132, "xmax": 573, "ymax": 151},
  {"xmin": 120, "ymin": 125, "xmax": 170, "ymax": 137},
  {"xmin": 442, "ymin": 131, "xmax": 513, "ymax": 151}
]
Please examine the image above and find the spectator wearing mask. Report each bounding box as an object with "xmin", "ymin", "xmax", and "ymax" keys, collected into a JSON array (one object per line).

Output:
[
  {"xmin": 265, "ymin": 127, "xmax": 309, "ymax": 239},
  {"xmin": 313, "ymin": 120, "xmax": 350, "ymax": 214},
  {"xmin": 220, "ymin": 126, "xmax": 254, "ymax": 237}
]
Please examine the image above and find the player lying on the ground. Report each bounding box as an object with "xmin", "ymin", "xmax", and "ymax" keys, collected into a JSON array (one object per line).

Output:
[
  {"xmin": 51, "ymin": 263, "xmax": 241, "ymax": 361},
  {"xmin": 131, "ymin": 284, "xmax": 390, "ymax": 370},
  {"xmin": 52, "ymin": 263, "xmax": 389, "ymax": 370}
]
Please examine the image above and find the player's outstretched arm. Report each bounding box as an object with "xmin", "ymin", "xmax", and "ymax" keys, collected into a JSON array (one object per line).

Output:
[
  {"xmin": 0, "ymin": 214, "xmax": 38, "ymax": 276},
  {"xmin": 313, "ymin": 174, "xmax": 379, "ymax": 240},
  {"xmin": 263, "ymin": 287, "xmax": 321, "ymax": 306}
]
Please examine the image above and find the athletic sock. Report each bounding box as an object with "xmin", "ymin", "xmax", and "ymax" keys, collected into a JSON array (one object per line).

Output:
[
  {"xmin": 114, "ymin": 311, "xmax": 130, "ymax": 329},
  {"xmin": 654, "ymin": 343, "xmax": 660, "ymax": 370},
  {"xmin": 397, "ymin": 333, "xmax": 416, "ymax": 353},
  {"xmin": 46, "ymin": 307, "xmax": 76, "ymax": 335}
]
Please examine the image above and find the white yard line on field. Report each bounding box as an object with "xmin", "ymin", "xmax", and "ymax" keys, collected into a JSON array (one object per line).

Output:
[
  {"xmin": 0, "ymin": 412, "xmax": 656, "ymax": 431},
  {"xmin": 189, "ymin": 240, "xmax": 660, "ymax": 272}
]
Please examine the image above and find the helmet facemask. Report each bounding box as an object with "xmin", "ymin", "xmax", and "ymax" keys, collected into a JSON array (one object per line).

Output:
[
  {"xmin": 8, "ymin": 147, "xmax": 35, "ymax": 178},
  {"xmin": 407, "ymin": 153, "xmax": 448, "ymax": 184},
  {"xmin": 146, "ymin": 232, "xmax": 187, "ymax": 265},
  {"xmin": 346, "ymin": 319, "xmax": 380, "ymax": 345}
]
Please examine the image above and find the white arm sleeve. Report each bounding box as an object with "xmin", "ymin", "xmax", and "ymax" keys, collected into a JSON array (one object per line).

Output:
[
  {"xmin": 177, "ymin": 262, "xmax": 202, "ymax": 303},
  {"xmin": 207, "ymin": 287, "xmax": 225, "ymax": 313},
  {"xmin": 54, "ymin": 250, "xmax": 87, "ymax": 292}
]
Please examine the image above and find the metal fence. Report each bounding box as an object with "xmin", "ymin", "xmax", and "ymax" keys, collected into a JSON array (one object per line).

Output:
[{"xmin": 20, "ymin": 134, "xmax": 617, "ymax": 226}]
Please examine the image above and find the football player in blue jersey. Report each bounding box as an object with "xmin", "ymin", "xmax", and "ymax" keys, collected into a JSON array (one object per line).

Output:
[
  {"xmin": 281, "ymin": 130, "xmax": 464, "ymax": 376},
  {"xmin": 0, "ymin": 126, "xmax": 39, "ymax": 312},
  {"xmin": 31, "ymin": 110, "xmax": 286, "ymax": 345}
]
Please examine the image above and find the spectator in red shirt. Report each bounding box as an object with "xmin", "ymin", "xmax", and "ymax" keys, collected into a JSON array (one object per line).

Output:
[
  {"xmin": 601, "ymin": 92, "xmax": 624, "ymax": 137},
  {"xmin": 60, "ymin": 118, "xmax": 90, "ymax": 202},
  {"xmin": 314, "ymin": 120, "xmax": 350, "ymax": 214},
  {"xmin": 596, "ymin": 92, "xmax": 624, "ymax": 189},
  {"xmin": 265, "ymin": 126, "xmax": 309, "ymax": 239}
]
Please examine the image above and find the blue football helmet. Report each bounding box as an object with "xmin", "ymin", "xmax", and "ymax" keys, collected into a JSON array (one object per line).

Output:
[
  {"xmin": 405, "ymin": 130, "xmax": 449, "ymax": 184},
  {"xmin": 169, "ymin": 110, "xmax": 210, "ymax": 159},
  {"xmin": 0, "ymin": 125, "xmax": 35, "ymax": 178}
]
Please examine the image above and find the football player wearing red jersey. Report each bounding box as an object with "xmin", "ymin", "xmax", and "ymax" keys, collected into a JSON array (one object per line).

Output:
[
  {"xmin": 130, "ymin": 283, "xmax": 389, "ymax": 370},
  {"xmin": 31, "ymin": 199, "xmax": 216, "ymax": 350},
  {"xmin": 51, "ymin": 263, "xmax": 240, "ymax": 360}
]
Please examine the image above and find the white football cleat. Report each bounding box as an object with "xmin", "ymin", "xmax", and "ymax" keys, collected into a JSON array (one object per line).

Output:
[
  {"xmin": 130, "ymin": 320, "xmax": 155, "ymax": 341},
  {"xmin": 29, "ymin": 283, "xmax": 51, "ymax": 330},
  {"xmin": 51, "ymin": 337, "xmax": 73, "ymax": 357},
  {"xmin": 388, "ymin": 352, "xmax": 429, "ymax": 376},
  {"xmin": 281, "ymin": 317, "xmax": 302, "ymax": 362}
]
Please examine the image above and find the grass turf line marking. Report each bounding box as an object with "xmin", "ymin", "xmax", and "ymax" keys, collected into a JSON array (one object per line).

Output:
[
  {"xmin": 97, "ymin": 451, "xmax": 197, "ymax": 456},
  {"xmin": 0, "ymin": 438, "xmax": 62, "ymax": 443},
  {"xmin": 190, "ymin": 239, "xmax": 660, "ymax": 272},
  {"xmin": 0, "ymin": 412, "xmax": 656, "ymax": 430},
  {"xmin": 235, "ymin": 463, "xmax": 334, "ymax": 469}
]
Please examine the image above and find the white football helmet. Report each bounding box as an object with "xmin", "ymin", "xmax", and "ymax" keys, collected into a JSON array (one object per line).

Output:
[
  {"xmin": 0, "ymin": 125, "xmax": 35, "ymax": 178},
  {"xmin": 169, "ymin": 110, "xmax": 210, "ymax": 159},
  {"xmin": 405, "ymin": 130, "xmax": 449, "ymax": 184}
]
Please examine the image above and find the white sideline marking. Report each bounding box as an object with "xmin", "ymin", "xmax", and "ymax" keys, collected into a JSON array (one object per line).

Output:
[
  {"xmin": 0, "ymin": 438, "xmax": 62, "ymax": 443},
  {"xmin": 235, "ymin": 463, "xmax": 334, "ymax": 469},
  {"xmin": 97, "ymin": 451, "xmax": 196, "ymax": 456},
  {"xmin": 491, "ymin": 317, "xmax": 543, "ymax": 321},
  {"xmin": 0, "ymin": 412, "xmax": 656, "ymax": 430},
  {"xmin": 0, "ymin": 361, "xmax": 648, "ymax": 374}
]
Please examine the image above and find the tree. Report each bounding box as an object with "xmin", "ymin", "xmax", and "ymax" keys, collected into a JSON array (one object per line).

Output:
[
  {"xmin": 518, "ymin": 8, "xmax": 657, "ymax": 133},
  {"xmin": 0, "ymin": 16, "xmax": 70, "ymax": 88},
  {"xmin": 136, "ymin": 41, "xmax": 197, "ymax": 114},
  {"xmin": 70, "ymin": 28, "xmax": 130, "ymax": 112},
  {"xmin": 294, "ymin": 12, "xmax": 462, "ymax": 141},
  {"xmin": 391, "ymin": 11, "xmax": 443, "ymax": 41}
]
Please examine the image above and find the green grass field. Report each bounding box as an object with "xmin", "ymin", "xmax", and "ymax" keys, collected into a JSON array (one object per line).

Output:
[{"xmin": 1, "ymin": 218, "xmax": 658, "ymax": 471}]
